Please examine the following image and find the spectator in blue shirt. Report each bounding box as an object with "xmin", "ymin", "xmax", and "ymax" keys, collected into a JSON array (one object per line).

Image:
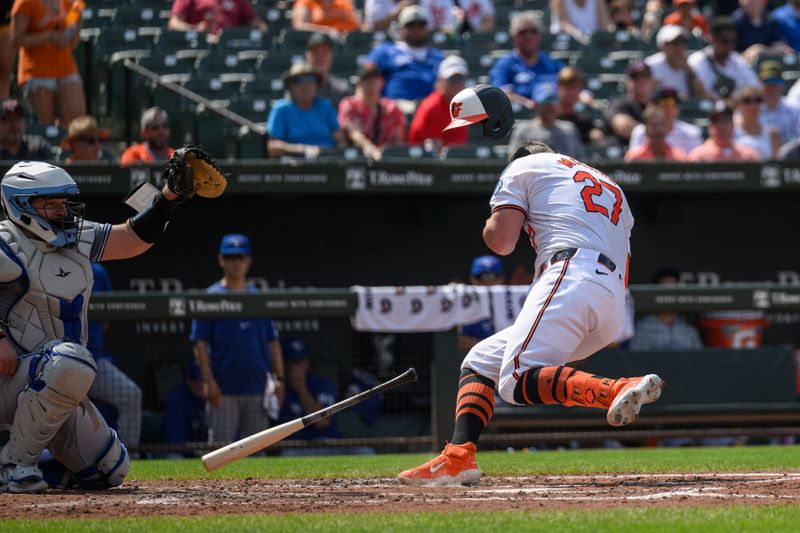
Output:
[
  {"xmin": 267, "ymin": 62, "xmax": 343, "ymax": 158},
  {"xmin": 489, "ymin": 11, "xmax": 564, "ymax": 110},
  {"xmin": 278, "ymin": 338, "xmax": 342, "ymax": 448},
  {"xmin": 732, "ymin": 0, "xmax": 793, "ymax": 61},
  {"xmin": 190, "ymin": 234, "xmax": 286, "ymax": 444},
  {"xmin": 458, "ymin": 256, "xmax": 506, "ymax": 351},
  {"xmin": 772, "ymin": 0, "xmax": 800, "ymax": 51},
  {"xmin": 366, "ymin": 5, "xmax": 444, "ymax": 101}
]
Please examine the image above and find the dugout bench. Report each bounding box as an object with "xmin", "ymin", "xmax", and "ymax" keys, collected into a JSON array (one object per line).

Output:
[{"xmin": 480, "ymin": 346, "xmax": 800, "ymax": 447}]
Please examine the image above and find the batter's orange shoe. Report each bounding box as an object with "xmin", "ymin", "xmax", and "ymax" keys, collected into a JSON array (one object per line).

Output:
[
  {"xmin": 607, "ymin": 374, "xmax": 664, "ymax": 427},
  {"xmin": 397, "ymin": 442, "xmax": 481, "ymax": 486}
]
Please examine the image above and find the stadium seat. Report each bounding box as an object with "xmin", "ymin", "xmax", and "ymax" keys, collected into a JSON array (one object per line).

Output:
[
  {"xmin": 341, "ymin": 32, "xmax": 381, "ymax": 54},
  {"xmin": 228, "ymin": 95, "xmax": 271, "ymax": 123},
  {"xmin": 112, "ymin": 5, "xmax": 162, "ymax": 27},
  {"xmin": 215, "ymin": 28, "xmax": 270, "ymax": 51},
  {"xmin": 183, "ymin": 76, "xmax": 243, "ymax": 101},
  {"xmin": 94, "ymin": 28, "xmax": 153, "ymax": 58},
  {"xmin": 442, "ymin": 144, "xmax": 500, "ymax": 159},
  {"xmin": 278, "ymin": 29, "xmax": 318, "ymax": 52},
  {"xmin": 381, "ymin": 144, "xmax": 437, "ymax": 159},
  {"xmin": 157, "ymin": 30, "xmax": 211, "ymax": 52},
  {"xmin": 586, "ymin": 142, "xmax": 625, "ymax": 162},
  {"xmin": 195, "ymin": 54, "xmax": 251, "ymax": 76},
  {"xmin": 137, "ymin": 54, "xmax": 196, "ymax": 77}
]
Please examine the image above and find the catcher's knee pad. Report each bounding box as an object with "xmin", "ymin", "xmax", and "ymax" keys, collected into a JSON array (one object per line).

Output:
[
  {"xmin": 1, "ymin": 341, "xmax": 97, "ymax": 465},
  {"xmin": 72, "ymin": 428, "xmax": 130, "ymax": 489}
]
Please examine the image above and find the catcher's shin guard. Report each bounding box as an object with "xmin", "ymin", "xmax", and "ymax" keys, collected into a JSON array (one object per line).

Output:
[{"xmin": 0, "ymin": 342, "xmax": 96, "ymax": 468}]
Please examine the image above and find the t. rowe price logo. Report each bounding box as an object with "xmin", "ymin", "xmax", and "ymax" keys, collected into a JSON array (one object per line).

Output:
[{"xmin": 451, "ymin": 101, "xmax": 463, "ymax": 118}]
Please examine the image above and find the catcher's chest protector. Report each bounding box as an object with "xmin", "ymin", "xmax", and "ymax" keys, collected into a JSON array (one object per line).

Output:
[{"xmin": 0, "ymin": 221, "xmax": 94, "ymax": 352}]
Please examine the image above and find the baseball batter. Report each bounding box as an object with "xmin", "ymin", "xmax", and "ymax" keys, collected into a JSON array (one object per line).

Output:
[
  {"xmin": 0, "ymin": 147, "xmax": 225, "ymax": 493},
  {"xmin": 399, "ymin": 85, "xmax": 664, "ymax": 486}
]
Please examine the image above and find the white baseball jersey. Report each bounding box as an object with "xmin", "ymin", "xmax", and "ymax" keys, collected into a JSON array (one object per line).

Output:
[{"xmin": 489, "ymin": 152, "xmax": 633, "ymax": 278}]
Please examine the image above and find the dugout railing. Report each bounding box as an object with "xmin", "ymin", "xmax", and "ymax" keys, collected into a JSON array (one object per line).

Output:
[{"xmin": 89, "ymin": 284, "xmax": 800, "ymax": 454}]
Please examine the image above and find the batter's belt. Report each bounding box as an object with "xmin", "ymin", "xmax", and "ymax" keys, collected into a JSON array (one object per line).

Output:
[{"xmin": 540, "ymin": 248, "xmax": 617, "ymax": 276}]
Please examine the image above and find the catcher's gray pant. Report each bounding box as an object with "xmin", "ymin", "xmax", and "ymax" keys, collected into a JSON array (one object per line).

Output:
[
  {"xmin": 207, "ymin": 394, "xmax": 269, "ymax": 443},
  {"xmin": 0, "ymin": 349, "xmax": 128, "ymax": 487},
  {"xmin": 89, "ymin": 358, "xmax": 142, "ymax": 449}
]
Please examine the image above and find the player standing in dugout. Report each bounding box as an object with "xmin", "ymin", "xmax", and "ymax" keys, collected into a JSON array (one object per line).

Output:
[{"xmin": 399, "ymin": 85, "xmax": 664, "ymax": 486}]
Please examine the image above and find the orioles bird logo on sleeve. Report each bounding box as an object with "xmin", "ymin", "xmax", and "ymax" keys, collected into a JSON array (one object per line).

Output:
[{"xmin": 451, "ymin": 101, "xmax": 463, "ymax": 118}]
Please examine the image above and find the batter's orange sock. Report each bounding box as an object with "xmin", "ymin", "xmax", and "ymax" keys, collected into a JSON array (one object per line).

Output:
[
  {"xmin": 451, "ymin": 369, "xmax": 495, "ymax": 445},
  {"xmin": 513, "ymin": 366, "xmax": 630, "ymax": 409}
]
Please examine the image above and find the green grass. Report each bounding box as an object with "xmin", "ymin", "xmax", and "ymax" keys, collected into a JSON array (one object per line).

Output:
[
  {"xmin": 129, "ymin": 445, "xmax": 800, "ymax": 480},
  {"xmin": 3, "ymin": 446, "xmax": 799, "ymax": 531},
  {"xmin": 4, "ymin": 505, "xmax": 800, "ymax": 532}
]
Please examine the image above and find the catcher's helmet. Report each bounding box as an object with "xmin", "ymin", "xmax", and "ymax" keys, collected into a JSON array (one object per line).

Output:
[
  {"xmin": 1, "ymin": 161, "xmax": 84, "ymax": 247},
  {"xmin": 443, "ymin": 84, "xmax": 514, "ymax": 140}
]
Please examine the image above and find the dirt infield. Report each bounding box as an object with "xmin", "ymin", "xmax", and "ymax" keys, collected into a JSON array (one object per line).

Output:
[{"xmin": 1, "ymin": 472, "xmax": 799, "ymax": 518}]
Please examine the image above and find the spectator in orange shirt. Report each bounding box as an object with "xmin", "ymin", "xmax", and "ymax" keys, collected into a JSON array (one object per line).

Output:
[
  {"xmin": 10, "ymin": 0, "xmax": 86, "ymax": 127},
  {"xmin": 687, "ymin": 101, "xmax": 760, "ymax": 161},
  {"xmin": 292, "ymin": 0, "xmax": 361, "ymax": 36},
  {"xmin": 0, "ymin": 1, "xmax": 13, "ymax": 99},
  {"xmin": 625, "ymin": 106, "xmax": 686, "ymax": 161},
  {"xmin": 663, "ymin": 0, "xmax": 709, "ymax": 36},
  {"xmin": 408, "ymin": 55, "xmax": 469, "ymax": 150},
  {"xmin": 120, "ymin": 107, "xmax": 175, "ymax": 166},
  {"xmin": 338, "ymin": 64, "xmax": 406, "ymax": 160},
  {"xmin": 60, "ymin": 114, "xmax": 113, "ymax": 163}
]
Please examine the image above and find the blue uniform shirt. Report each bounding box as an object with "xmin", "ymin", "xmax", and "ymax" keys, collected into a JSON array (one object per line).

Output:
[
  {"xmin": 489, "ymin": 51, "xmax": 564, "ymax": 100},
  {"xmin": 190, "ymin": 282, "xmax": 279, "ymax": 395},
  {"xmin": 772, "ymin": 4, "xmax": 800, "ymax": 51},
  {"xmin": 267, "ymin": 97, "xmax": 339, "ymax": 147},
  {"xmin": 732, "ymin": 9, "xmax": 784, "ymax": 52},
  {"xmin": 87, "ymin": 262, "xmax": 112, "ymax": 355},
  {"xmin": 278, "ymin": 374, "xmax": 341, "ymax": 440},
  {"xmin": 367, "ymin": 42, "xmax": 443, "ymax": 100},
  {"xmin": 461, "ymin": 318, "xmax": 495, "ymax": 341}
]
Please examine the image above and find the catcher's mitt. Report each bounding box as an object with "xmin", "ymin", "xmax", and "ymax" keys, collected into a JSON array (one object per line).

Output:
[{"xmin": 163, "ymin": 145, "xmax": 228, "ymax": 199}]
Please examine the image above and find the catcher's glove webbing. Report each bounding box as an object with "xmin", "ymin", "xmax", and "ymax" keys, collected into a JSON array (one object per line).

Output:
[{"xmin": 163, "ymin": 145, "xmax": 228, "ymax": 199}]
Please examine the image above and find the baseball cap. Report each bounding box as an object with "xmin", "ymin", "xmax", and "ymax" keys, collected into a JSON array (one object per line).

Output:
[
  {"xmin": 651, "ymin": 86, "xmax": 681, "ymax": 103},
  {"xmin": 398, "ymin": 5, "xmax": 428, "ymax": 27},
  {"xmin": 357, "ymin": 63, "xmax": 383, "ymax": 80},
  {"xmin": 626, "ymin": 61, "xmax": 651, "ymax": 78},
  {"xmin": 282, "ymin": 337, "xmax": 309, "ymax": 361},
  {"xmin": 219, "ymin": 233, "xmax": 251, "ymax": 256},
  {"xmin": 709, "ymin": 99, "xmax": 734, "ymax": 121},
  {"xmin": 0, "ymin": 99, "xmax": 26, "ymax": 119},
  {"xmin": 62, "ymin": 115, "xmax": 110, "ymax": 149},
  {"xmin": 656, "ymin": 25, "xmax": 687, "ymax": 48},
  {"xmin": 306, "ymin": 32, "xmax": 335, "ymax": 50},
  {"xmin": 759, "ymin": 60, "xmax": 784, "ymax": 84},
  {"xmin": 533, "ymin": 82, "xmax": 558, "ymax": 104},
  {"xmin": 471, "ymin": 255, "xmax": 504, "ymax": 277},
  {"xmin": 439, "ymin": 55, "xmax": 468, "ymax": 80}
]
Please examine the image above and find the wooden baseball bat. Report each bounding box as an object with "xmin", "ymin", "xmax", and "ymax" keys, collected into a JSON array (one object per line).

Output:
[{"xmin": 201, "ymin": 367, "xmax": 418, "ymax": 472}]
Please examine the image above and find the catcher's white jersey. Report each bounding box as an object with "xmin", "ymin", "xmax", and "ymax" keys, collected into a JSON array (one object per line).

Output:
[
  {"xmin": 467, "ymin": 152, "xmax": 634, "ymax": 404},
  {"xmin": 490, "ymin": 152, "xmax": 633, "ymax": 278}
]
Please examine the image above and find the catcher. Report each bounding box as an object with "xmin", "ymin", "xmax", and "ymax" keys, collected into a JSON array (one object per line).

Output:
[{"xmin": 0, "ymin": 146, "xmax": 225, "ymax": 493}]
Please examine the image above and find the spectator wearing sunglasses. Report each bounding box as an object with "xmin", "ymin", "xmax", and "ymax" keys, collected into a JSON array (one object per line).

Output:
[
  {"xmin": 120, "ymin": 107, "xmax": 174, "ymax": 166},
  {"xmin": 646, "ymin": 25, "xmax": 711, "ymax": 100},
  {"xmin": 366, "ymin": 6, "xmax": 443, "ymax": 101},
  {"xmin": 688, "ymin": 17, "xmax": 759, "ymax": 98},
  {"xmin": 687, "ymin": 101, "xmax": 760, "ymax": 161},
  {"xmin": 733, "ymin": 85, "xmax": 780, "ymax": 159},
  {"xmin": 408, "ymin": 55, "xmax": 469, "ymax": 150},
  {"xmin": 267, "ymin": 62, "xmax": 344, "ymax": 159},
  {"xmin": 61, "ymin": 115, "xmax": 113, "ymax": 163},
  {"xmin": 489, "ymin": 11, "xmax": 563, "ymax": 110}
]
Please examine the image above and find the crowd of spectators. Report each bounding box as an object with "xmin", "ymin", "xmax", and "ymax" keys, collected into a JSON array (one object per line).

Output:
[{"xmin": 4, "ymin": 0, "xmax": 800, "ymax": 164}]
